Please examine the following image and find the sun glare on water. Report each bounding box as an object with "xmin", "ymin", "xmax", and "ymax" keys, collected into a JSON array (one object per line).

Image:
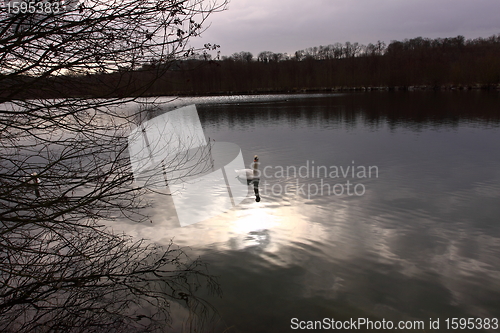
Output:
[{"xmin": 231, "ymin": 206, "xmax": 280, "ymax": 234}]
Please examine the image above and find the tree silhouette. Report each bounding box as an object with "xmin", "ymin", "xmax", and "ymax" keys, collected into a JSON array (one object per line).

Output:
[{"xmin": 1, "ymin": 0, "xmax": 226, "ymax": 331}]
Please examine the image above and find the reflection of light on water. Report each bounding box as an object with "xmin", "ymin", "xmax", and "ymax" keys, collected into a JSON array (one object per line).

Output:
[{"xmin": 231, "ymin": 207, "xmax": 279, "ymax": 234}]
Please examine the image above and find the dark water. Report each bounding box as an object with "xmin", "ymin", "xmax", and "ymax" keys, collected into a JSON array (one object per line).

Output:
[{"xmin": 119, "ymin": 92, "xmax": 500, "ymax": 332}]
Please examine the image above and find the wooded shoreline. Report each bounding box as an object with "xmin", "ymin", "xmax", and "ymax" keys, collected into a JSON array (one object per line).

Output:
[
  {"xmin": 163, "ymin": 83, "xmax": 500, "ymax": 97},
  {"xmin": 4, "ymin": 34, "xmax": 500, "ymax": 99}
]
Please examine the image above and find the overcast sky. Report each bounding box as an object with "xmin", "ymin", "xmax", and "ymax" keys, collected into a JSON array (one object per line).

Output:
[{"xmin": 190, "ymin": 0, "xmax": 500, "ymax": 57}]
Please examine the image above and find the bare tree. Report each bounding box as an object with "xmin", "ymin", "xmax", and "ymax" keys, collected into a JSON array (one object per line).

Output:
[
  {"xmin": 257, "ymin": 51, "xmax": 273, "ymax": 62},
  {"xmin": 1, "ymin": 0, "xmax": 226, "ymax": 332}
]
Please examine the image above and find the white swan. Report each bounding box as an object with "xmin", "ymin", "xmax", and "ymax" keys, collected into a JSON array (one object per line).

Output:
[{"xmin": 235, "ymin": 155, "xmax": 260, "ymax": 181}]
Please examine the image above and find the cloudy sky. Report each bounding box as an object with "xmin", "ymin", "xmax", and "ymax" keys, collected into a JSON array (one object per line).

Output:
[{"xmin": 190, "ymin": 0, "xmax": 500, "ymax": 57}]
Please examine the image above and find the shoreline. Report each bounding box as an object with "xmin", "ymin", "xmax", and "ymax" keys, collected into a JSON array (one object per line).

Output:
[
  {"xmin": 143, "ymin": 83, "xmax": 500, "ymax": 98},
  {"xmin": 5, "ymin": 83, "xmax": 500, "ymax": 101}
]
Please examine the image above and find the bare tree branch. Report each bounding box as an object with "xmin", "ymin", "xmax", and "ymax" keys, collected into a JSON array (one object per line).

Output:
[{"xmin": 1, "ymin": 0, "xmax": 227, "ymax": 331}]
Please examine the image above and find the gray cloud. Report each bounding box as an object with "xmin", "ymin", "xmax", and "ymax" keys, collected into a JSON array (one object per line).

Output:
[{"xmin": 191, "ymin": 0, "xmax": 500, "ymax": 56}]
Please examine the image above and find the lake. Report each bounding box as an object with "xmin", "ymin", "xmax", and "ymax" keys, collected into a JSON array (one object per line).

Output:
[{"xmin": 117, "ymin": 91, "xmax": 500, "ymax": 332}]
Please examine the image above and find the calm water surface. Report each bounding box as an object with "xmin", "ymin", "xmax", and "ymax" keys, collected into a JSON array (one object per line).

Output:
[{"xmin": 117, "ymin": 92, "xmax": 500, "ymax": 332}]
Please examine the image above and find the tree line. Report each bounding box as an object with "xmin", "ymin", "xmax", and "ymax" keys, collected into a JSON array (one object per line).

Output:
[
  {"xmin": 4, "ymin": 34, "xmax": 500, "ymax": 99},
  {"xmin": 166, "ymin": 34, "xmax": 500, "ymax": 94}
]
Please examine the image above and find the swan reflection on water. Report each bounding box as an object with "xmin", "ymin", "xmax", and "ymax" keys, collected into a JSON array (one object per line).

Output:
[{"xmin": 236, "ymin": 155, "xmax": 261, "ymax": 202}]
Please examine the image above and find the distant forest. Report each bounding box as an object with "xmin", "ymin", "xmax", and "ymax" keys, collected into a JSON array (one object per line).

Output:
[{"xmin": 7, "ymin": 34, "xmax": 500, "ymax": 98}]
